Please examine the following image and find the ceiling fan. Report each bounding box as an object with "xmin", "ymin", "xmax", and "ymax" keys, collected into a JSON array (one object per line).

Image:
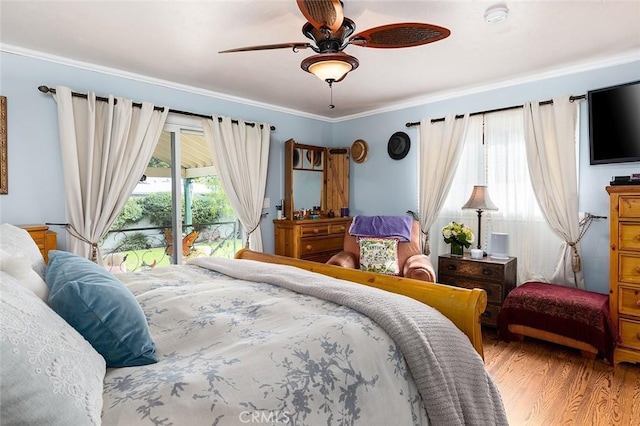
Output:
[{"xmin": 219, "ymin": 0, "xmax": 450, "ymax": 92}]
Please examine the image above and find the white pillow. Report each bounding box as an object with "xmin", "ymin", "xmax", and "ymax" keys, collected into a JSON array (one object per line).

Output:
[
  {"xmin": 0, "ymin": 248, "xmax": 49, "ymax": 302},
  {"xmin": 0, "ymin": 223, "xmax": 46, "ymax": 279},
  {"xmin": 0, "ymin": 272, "xmax": 106, "ymax": 425}
]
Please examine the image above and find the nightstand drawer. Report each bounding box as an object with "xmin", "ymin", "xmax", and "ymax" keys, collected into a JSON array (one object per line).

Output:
[
  {"xmin": 438, "ymin": 274, "xmax": 504, "ymax": 304},
  {"xmin": 480, "ymin": 304, "xmax": 500, "ymax": 327},
  {"xmin": 439, "ymin": 258, "xmax": 504, "ymax": 282},
  {"xmin": 619, "ymin": 318, "xmax": 640, "ymax": 351}
]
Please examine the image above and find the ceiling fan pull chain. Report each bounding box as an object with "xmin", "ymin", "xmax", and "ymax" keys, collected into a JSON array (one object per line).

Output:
[{"xmin": 328, "ymin": 80, "xmax": 335, "ymax": 109}]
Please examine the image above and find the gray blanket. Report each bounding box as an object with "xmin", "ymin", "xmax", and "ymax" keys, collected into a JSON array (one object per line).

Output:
[{"xmin": 189, "ymin": 257, "xmax": 508, "ymax": 426}]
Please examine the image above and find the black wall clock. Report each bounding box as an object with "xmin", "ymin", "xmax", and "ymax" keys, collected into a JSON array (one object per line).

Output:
[{"xmin": 387, "ymin": 132, "xmax": 411, "ymax": 160}]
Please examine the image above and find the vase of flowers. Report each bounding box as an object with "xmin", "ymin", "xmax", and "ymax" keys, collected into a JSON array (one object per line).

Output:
[{"xmin": 442, "ymin": 221, "xmax": 474, "ymax": 257}]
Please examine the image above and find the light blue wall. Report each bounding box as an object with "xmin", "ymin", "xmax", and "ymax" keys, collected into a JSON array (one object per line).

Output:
[
  {"xmin": 332, "ymin": 60, "xmax": 640, "ymax": 293},
  {"xmin": 1, "ymin": 50, "xmax": 639, "ymax": 293}
]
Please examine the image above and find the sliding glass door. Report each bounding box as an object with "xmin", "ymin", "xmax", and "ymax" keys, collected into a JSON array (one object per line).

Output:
[{"xmin": 100, "ymin": 121, "xmax": 241, "ymax": 272}]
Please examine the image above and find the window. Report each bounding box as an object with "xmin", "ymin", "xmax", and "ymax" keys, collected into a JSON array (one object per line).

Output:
[
  {"xmin": 101, "ymin": 118, "xmax": 241, "ymax": 272},
  {"xmin": 430, "ymin": 109, "xmax": 563, "ymax": 283}
]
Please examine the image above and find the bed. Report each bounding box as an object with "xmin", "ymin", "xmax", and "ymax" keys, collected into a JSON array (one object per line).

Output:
[{"xmin": 0, "ymin": 223, "xmax": 507, "ymax": 425}]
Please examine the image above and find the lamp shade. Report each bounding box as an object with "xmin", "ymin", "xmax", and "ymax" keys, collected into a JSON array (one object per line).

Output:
[
  {"xmin": 301, "ymin": 52, "xmax": 359, "ymax": 83},
  {"xmin": 461, "ymin": 185, "xmax": 498, "ymax": 211}
]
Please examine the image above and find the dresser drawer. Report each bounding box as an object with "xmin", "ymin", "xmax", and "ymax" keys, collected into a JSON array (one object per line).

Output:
[
  {"xmin": 619, "ymin": 223, "xmax": 640, "ymax": 251},
  {"xmin": 439, "ymin": 258, "xmax": 505, "ymax": 282},
  {"xmin": 438, "ymin": 274, "xmax": 504, "ymax": 304},
  {"xmin": 329, "ymin": 222, "xmax": 349, "ymax": 235},
  {"xmin": 619, "ymin": 318, "xmax": 640, "ymax": 351},
  {"xmin": 619, "ymin": 286, "xmax": 640, "ymax": 317},
  {"xmin": 300, "ymin": 224, "xmax": 329, "ymax": 237},
  {"xmin": 619, "ymin": 195, "xmax": 640, "ymax": 218},
  {"xmin": 619, "ymin": 253, "xmax": 640, "ymax": 284},
  {"xmin": 300, "ymin": 236, "xmax": 344, "ymax": 256}
]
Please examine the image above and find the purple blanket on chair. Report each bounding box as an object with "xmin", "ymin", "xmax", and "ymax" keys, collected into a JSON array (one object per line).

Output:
[{"xmin": 349, "ymin": 215, "xmax": 413, "ymax": 242}]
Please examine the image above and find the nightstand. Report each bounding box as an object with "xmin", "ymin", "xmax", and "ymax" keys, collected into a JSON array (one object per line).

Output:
[{"xmin": 438, "ymin": 254, "xmax": 517, "ymax": 327}]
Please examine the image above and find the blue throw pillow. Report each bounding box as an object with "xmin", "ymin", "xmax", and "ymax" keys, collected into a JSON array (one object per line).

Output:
[{"xmin": 45, "ymin": 250, "xmax": 157, "ymax": 367}]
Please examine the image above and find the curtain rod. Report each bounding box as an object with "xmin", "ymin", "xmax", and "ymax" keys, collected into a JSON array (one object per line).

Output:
[
  {"xmin": 405, "ymin": 94, "xmax": 585, "ymax": 127},
  {"xmin": 37, "ymin": 85, "xmax": 276, "ymax": 131}
]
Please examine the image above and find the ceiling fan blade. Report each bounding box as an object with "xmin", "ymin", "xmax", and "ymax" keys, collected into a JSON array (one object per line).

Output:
[
  {"xmin": 350, "ymin": 23, "xmax": 450, "ymax": 49},
  {"xmin": 219, "ymin": 42, "xmax": 312, "ymax": 53},
  {"xmin": 297, "ymin": 0, "xmax": 344, "ymax": 33}
]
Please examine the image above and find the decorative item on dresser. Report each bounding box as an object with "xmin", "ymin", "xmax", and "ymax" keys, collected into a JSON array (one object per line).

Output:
[
  {"xmin": 438, "ymin": 253, "xmax": 517, "ymax": 327},
  {"xmin": 607, "ymin": 185, "xmax": 640, "ymax": 365},
  {"xmin": 274, "ymin": 217, "xmax": 352, "ymax": 263},
  {"xmin": 18, "ymin": 224, "xmax": 57, "ymax": 263}
]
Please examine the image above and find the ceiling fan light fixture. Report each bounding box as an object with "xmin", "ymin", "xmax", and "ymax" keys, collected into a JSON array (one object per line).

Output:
[
  {"xmin": 301, "ymin": 53, "xmax": 359, "ymax": 83},
  {"xmin": 484, "ymin": 4, "xmax": 509, "ymax": 24}
]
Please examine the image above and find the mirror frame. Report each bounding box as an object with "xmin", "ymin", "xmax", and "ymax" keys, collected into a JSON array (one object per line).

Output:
[{"xmin": 284, "ymin": 139, "xmax": 326, "ymax": 220}]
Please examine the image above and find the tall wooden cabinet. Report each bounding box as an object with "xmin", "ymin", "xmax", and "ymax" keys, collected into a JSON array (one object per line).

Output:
[
  {"xmin": 274, "ymin": 217, "xmax": 351, "ymax": 263},
  {"xmin": 607, "ymin": 185, "xmax": 640, "ymax": 365}
]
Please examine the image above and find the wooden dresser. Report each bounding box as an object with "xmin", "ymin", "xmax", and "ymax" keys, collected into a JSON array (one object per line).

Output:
[
  {"xmin": 438, "ymin": 254, "xmax": 517, "ymax": 327},
  {"xmin": 19, "ymin": 224, "xmax": 57, "ymax": 263},
  {"xmin": 274, "ymin": 217, "xmax": 351, "ymax": 263},
  {"xmin": 607, "ymin": 185, "xmax": 640, "ymax": 365}
]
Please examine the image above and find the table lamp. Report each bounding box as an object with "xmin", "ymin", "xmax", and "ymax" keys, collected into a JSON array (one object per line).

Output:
[{"xmin": 462, "ymin": 185, "xmax": 498, "ymax": 256}]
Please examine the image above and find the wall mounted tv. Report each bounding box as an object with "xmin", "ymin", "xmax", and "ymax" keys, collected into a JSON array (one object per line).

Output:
[{"xmin": 589, "ymin": 80, "xmax": 640, "ymax": 165}]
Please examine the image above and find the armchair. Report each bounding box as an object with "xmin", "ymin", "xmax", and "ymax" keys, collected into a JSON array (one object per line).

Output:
[{"xmin": 326, "ymin": 219, "xmax": 436, "ymax": 282}]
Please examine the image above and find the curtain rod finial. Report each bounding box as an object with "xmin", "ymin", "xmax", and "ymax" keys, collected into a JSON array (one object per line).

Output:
[{"xmin": 38, "ymin": 85, "xmax": 51, "ymax": 94}]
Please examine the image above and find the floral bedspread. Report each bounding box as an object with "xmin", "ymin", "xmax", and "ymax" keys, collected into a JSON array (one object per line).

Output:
[{"xmin": 102, "ymin": 264, "xmax": 430, "ymax": 425}]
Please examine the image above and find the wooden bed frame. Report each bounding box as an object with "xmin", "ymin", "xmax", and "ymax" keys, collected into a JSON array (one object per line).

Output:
[{"xmin": 235, "ymin": 249, "xmax": 488, "ymax": 358}]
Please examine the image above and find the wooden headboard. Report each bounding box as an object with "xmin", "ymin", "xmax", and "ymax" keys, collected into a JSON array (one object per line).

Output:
[{"xmin": 19, "ymin": 224, "xmax": 57, "ymax": 263}]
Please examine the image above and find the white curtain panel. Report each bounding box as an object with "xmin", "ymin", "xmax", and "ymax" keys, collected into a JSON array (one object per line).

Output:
[
  {"xmin": 417, "ymin": 115, "xmax": 470, "ymax": 254},
  {"xmin": 203, "ymin": 116, "xmax": 270, "ymax": 251},
  {"xmin": 523, "ymin": 96, "xmax": 584, "ymax": 288},
  {"xmin": 53, "ymin": 86, "xmax": 168, "ymax": 260},
  {"xmin": 431, "ymin": 110, "xmax": 564, "ymax": 285}
]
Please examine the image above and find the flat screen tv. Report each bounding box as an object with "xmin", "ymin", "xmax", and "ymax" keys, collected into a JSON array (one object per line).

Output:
[{"xmin": 589, "ymin": 80, "xmax": 640, "ymax": 165}]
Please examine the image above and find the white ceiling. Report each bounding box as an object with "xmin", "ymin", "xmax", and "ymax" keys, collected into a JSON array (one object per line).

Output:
[{"xmin": 1, "ymin": 1, "xmax": 639, "ymax": 120}]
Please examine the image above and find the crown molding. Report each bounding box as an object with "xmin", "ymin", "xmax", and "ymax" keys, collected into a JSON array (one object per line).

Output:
[
  {"xmin": 0, "ymin": 43, "xmax": 333, "ymax": 123},
  {"xmin": 333, "ymin": 49, "xmax": 640, "ymax": 122},
  {"xmin": 2, "ymin": 43, "xmax": 638, "ymax": 124}
]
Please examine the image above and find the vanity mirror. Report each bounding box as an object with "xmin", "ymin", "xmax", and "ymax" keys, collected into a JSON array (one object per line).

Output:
[
  {"xmin": 283, "ymin": 138, "xmax": 349, "ymax": 221},
  {"xmin": 277, "ymin": 139, "xmax": 351, "ymax": 262}
]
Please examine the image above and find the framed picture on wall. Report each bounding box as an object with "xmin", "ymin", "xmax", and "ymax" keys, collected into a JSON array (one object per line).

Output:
[{"xmin": 1, "ymin": 95, "xmax": 6, "ymax": 194}]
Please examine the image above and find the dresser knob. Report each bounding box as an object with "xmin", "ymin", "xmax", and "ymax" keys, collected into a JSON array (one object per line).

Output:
[
  {"xmin": 636, "ymin": 267, "xmax": 640, "ymax": 274},
  {"xmin": 482, "ymin": 311, "xmax": 491, "ymax": 317},
  {"xmin": 636, "ymin": 300, "xmax": 640, "ymax": 308},
  {"xmin": 306, "ymin": 245, "xmax": 312, "ymax": 250},
  {"xmin": 636, "ymin": 234, "xmax": 640, "ymax": 241},
  {"xmin": 313, "ymin": 228, "xmax": 319, "ymax": 234},
  {"xmin": 340, "ymin": 226, "xmax": 345, "ymax": 231},
  {"xmin": 447, "ymin": 264, "xmax": 457, "ymax": 271},
  {"xmin": 482, "ymin": 269, "xmax": 492, "ymax": 276}
]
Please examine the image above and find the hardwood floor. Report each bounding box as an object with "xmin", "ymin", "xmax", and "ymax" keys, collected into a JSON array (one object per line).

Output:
[{"xmin": 482, "ymin": 329, "xmax": 640, "ymax": 426}]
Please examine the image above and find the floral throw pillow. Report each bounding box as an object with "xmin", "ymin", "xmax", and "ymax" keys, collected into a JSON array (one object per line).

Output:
[{"xmin": 359, "ymin": 237, "xmax": 399, "ymax": 275}]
